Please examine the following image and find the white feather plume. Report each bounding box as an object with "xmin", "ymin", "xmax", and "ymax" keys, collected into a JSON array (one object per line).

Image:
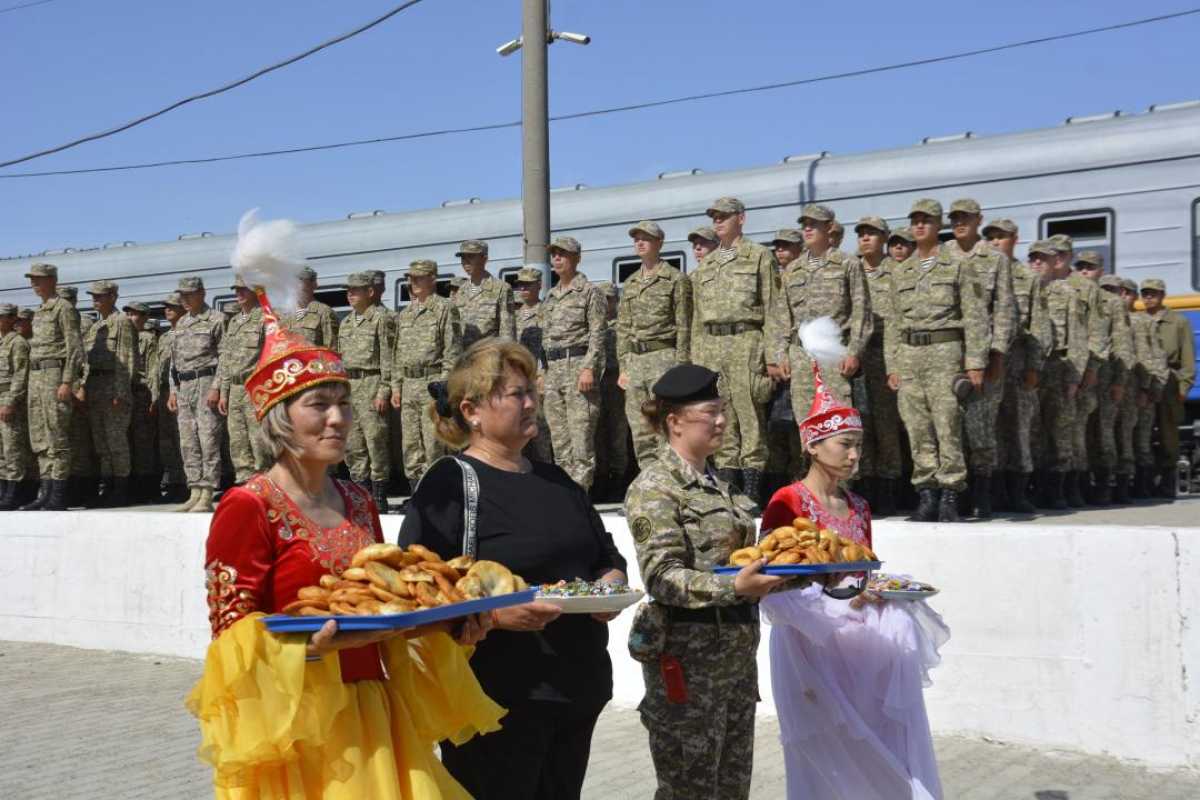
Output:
[
  {"xmin": 229, "ymin": 208, "xmax": 303, "ymax": 313},
  {"xmin": 798, "ymin": 316, "xmax": 847, "ymax": 366}
]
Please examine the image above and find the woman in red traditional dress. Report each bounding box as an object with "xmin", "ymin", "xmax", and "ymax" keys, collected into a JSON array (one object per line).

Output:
[
  {"xmin": 186, "ymin": 212, "xmax": 504, "ymax": 800},
  {"xmin": 759, "ymin": 319, "xmax": 949, "ymax": 800}
]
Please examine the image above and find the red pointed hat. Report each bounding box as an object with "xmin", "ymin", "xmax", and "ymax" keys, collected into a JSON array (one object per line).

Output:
[
  {"xmin": 244, "ymin": 288, "xmax": 347, "ymax": 420},
  {"xmin": 798, "ymin": 362, "xmax": 861, "ymax": 447}
]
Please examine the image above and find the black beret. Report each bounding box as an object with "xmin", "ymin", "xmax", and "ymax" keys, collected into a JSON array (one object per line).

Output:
[{"xmin": 652, "ymin": 364, "xmax": 720, "ymax": 404}]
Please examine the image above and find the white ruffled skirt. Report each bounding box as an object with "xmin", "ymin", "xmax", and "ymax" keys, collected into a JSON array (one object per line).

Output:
[{"xmin": 761, "ymin": 585, "xmax": 950, "ymax": 800}]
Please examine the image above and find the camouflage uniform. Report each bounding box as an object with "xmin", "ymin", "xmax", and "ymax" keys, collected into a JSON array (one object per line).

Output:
[
  {"xmin": 859, "ymin": 253, "xmax": 903, "ymax": 481},
  {"xmin": 1034, "ymin": 245, "xmax": 1090, "ymax": 479},
  {"xmin": 541, "ymin": 242, "xmax": 606, "ymax": 490},
  {"xmin": 1144, "ymin": 279, "xmax": 1196, "ymax": 489},
  {"xmin": 0, "ymin": 307, "xmax": 32, "ymax": 490},
  {"xmin": 80, "ymin": 285, "xmax": 137, "ymax": 482},
  {"xmin": 1087, "ymin": 270, "xmax": 1133, "ymax": 480},
  {"xmin": 391, "ymin": 260, "xmax": 461, "ymax": 485},
  {"xmin": 453, "ymin": 245, "xmax": 516, "ymax": 347},
  {"xmin": 26, "ymin": 266, "xmax": 83, "ymax": 484},
  {"xmin": 998, "ymin": 259, "xmax": 1051, "ymax": 475},
  {"xmin": 127, "ymin": 308, "xmax": 159, "ymax": 494},
  {"xmin": 884, "ymin": 223, "xmax": 988, "ymax": 496},
  {"xmin": 338, "ymin": 272, "xmax": 394, "ymax": 483},
  {"xmin": 150, "ymin": 314, "xmax": 187, "ymax": 493},
  {"xmin": 172, "ymin": 282, "xmax": 224, "ymax": 492},
  {"xmin": 216, "ymin": 293, "xmax": 267, "ymax": 483},
  {"xmin": 768, "ymin": 205, "xmax": 872, "ymax": 421},
  {"xmin": 57, "ymin": 286, "xmax": 97, "ymax": 490},
  {"xmin": 515, "ymin": 268, "xmax": 553, "ymax": 463},
  {"xmin": 616, "ymin": 239, "xmax": 693, "ymax": 469},
  {"xmin": 1129, "ymin": 302, "xmax": 1169, "ymax": 483},
  {"xmin": 1065, "ymin": 275, "xmax": 1110, "ymax": 474},
  {"xmin": 625, "ymin": 443, "xmax": 761, "ymax": 800},
  {"xmin": 283, "ymin": 298, "xmax": 339, "ymax": 347},
  {"xmin": 595, "ymin": 282, "xmax": 631, "ymax": 489}
]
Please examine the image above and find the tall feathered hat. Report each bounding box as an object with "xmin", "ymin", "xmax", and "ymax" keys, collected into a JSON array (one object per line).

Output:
[
  {"xmin": 232, "ymin": 209, "xmax": 347, "ymax": 419},
  {"xmin": 797, "ymin": 317, "xmax": 861, "ymax": 446}
]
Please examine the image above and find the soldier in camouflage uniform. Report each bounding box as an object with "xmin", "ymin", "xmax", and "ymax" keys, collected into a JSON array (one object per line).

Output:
[
  {"xmin": 15, "ymin": 308, "xmax": 34, "ymax": 337},
  {"xmin": 1124, "ymin": 279, "xmax": 1169, "ymax": 498},
  {"xmin": 455, "ymin": 239, "xmax": 516, "ymax": 347},
  {"xmin": 389, "ymin": 259, "xmax": 462, "ymax": 486},
  {"xmin": 514, "ymin": 266, "xmax": 554, "ymax": 463},
  {"xmin": 151, "ymin": 294, "xmax": 187, "ymax": 502},
  {"xmin": 763, "ymin": 229, "xmax": 805, "ymax": 499},
  {"xmin": 339, "ymin": 271, "xmax": 394, "ymax": 510},
  {"xmin": 282, "ymin": 266, "xmax": 339, "ymax": 346},
  {"xmin": 448, "ymin": 276, "xmax": 466, "ymax": 302},
  {"xmin": 828, "ymin": 220, "xmax": 845, "ymax": 252},
  {"xmin": 594, "ymin": 280, "xmax": 630, "ymax": 499},
  {"xmin": 370, "ymin": 268, "xmax": 408, "ymax": 489},
  {"xmin": 123, "ymin": 301, "xmax": 159, "ymax": 502},
  {"xmin": 1141, "ymin": 278, "xmax": 1195, "ymax": 499},
  {"xmin": 170, "ymin": 276, "xmax": 224, "ymax": 513},
  {"xmin": 1100, "ymin": 275, "xmax": 1140, "ymax": 504},
  {"xmin": 884, "ymin": 199, "xmax": 987, "ymax": 522},
  {"xmin": 624, "ymin": 364, "xmax": 782, "ymax": 800},
  {"xmin": 945, "ymin": 199, "xmax": 1017, "ymax": 518},
  {"xmin": 541, "ymin": 236, "xmax": 606, "ymax": 490},
  {"xmin": 691, "ymin": 197, "xmax": 779, "ymax": 508},
  {"xmin": 55, "ymin": 284, "xmax": 98, "ymax": 507},
  {"xmin": 687, "ymin": 225, "xmax": 718, "ymax": 266},
  {"xmin": 0, "ymin": 304, "xmax": 32, "ymax": 510},
  {"xmin": 616, "ymin": 220, "xmax": 693, "ymax": 471},
  {"xmin": 216, "ymin": 277, "xmax": 268, "ymax": 484},
  {"xmin": 78, "ymin": 280, "xmax": 136, "ymax": 507},
  {"xmin": 984, "ymin": 220, "xmax": 1050, "ymax": 513},
  {"xmin": 19, "ymin": 264, "xmax": 82, "ymax": 511}
]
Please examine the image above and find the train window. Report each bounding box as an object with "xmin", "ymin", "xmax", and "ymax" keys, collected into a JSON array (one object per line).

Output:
[
  {"xmin": 212, "ymin": 294, "xmax": 237, "ymax": 312},
  {"xmin": 314, "ymin": 286, "xmax": 350, "ymax": 312},
  {"xmin": 393, "ymin": 276, "xmax": 454, "ymax": 310},
  {"xmin": 612, "ymin": 250, "xmax": 688, "ymax": 287},
  {"xmin": 1040, "ymin": 210, "xmax": 1115, "ymax": 271},
  {"xmin": 1192, "ymin": 198, "xmax": 1200, "ymax": 291},
  {"xmin": 937, "ymin": 228, "xmax": 956, "ymax": 244},
  {"xmin": 143, "ymin": 302, "xmax": 167, "ymax": 321}
]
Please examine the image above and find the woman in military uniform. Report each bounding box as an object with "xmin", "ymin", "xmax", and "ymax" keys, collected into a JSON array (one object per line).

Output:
[{"xmin": 624, "ymin": 364, "xmax": 785, "ymax": 800}]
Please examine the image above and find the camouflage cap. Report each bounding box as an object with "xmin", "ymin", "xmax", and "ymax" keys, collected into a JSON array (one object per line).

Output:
[
  {"xmin": 408, "ymin": 259, "xmax": 437, "ymax": 277},
  {"xmin": 1119, "ymin": 278, "xmax": 1138, "ymax": 294},
  {"xmin": 797, "ymin": 203, "xmax": 836, "ymax": 224},
  {"xmin": 230, "ymin": 275, "xmax": 248, "ymax": 289},
  {"xmin": 548, "ymin": 235, "xmax": 582, "ymax": 255},
  {"xmin": 449, "ymin": 276, "xmax": 466, "ymax": 289},
  {"xmin": 455, "ymin": 239, "xmax": 489, "ymax": 257},
  {"xmin": 298, "ymin": 266, "xmax": 318, "ymax": 282},
  {"xmin": 595, "ymin": 280, "xmax": 617, "ymax": 299},
  {"xmin": 1048, "ymin": 234, "xmax": 1074, "ymax": 252},
  {"xmin": 1074, "ymin": 250, "xmax": 1104, "ymax": 269},
  {"xmin": 56, "ymin": 286, "xmax": 78, "ymax": 301},
  {"xmin": 1027, "ymin": 239, "xmax": 1059, "ymax": 257},
  {"xmin": 515, "ymin": 266, "xmax": 543, "ymax": 284},
  {"xmin": 164, "ymin": 291, "xmax": 184, "ymax": 307},
  {"xmin": 949, "ymin": 198, "xmax": 982, "ymax": 216},
  {"xmin": 346, "ymin": 271, "xmax": 374, "ymax": 288},
  {"xmin": 1141, "ymin": 278, "xmax": 1166, "ymax": 293},
  {"xmin": 122, "ymin": 300, "xmax": 150, "ymax": 313},
  {"xmin": 177, "ymin": 276, "xmax": 204, "ymax": 292},
  {"xmin": 854, "ymin": 216, "xmax": 891, "ymax": 235},
  {"xmin": 771, "ymin": 228, "xmax": 804, "ymax": 244},
  {"xmin": 371, "ymin": 269, "xmax": 386, "ymax": 286},
  {"xmin": 887, "ymin": 227, "xmax": 917, "ymax": 244},
  {"xmin": 0, "ymin": 303, "xmax": 16, "ymax": 316},
  {"xmin": 17, "ymin": 308, "xmax": 33, "ymax": 321},
  {"xmin": 1098, "ymin": 275, "xmax": 1122, "ymax": 290},
  {"xmin": 706, "ymin": 197, "xmax": 745, "ymax": 216},
  {"xmin": 908, "ymin": 198, "xmax": 943, "ymax": 220},
  {"xmin": 87, "ymin": 279, "xmax": 118, "ymax": 295},
  {"xmin": 982, "ymin": 218, "xmax": 1018, "ymax": 237},
  {"xmin": 628, "ymin": 220, "xmax": 665, "ymax": 240},
  {"xmin": 24, "ymin": 262, "xmax": 58, "ymax": 279},
  {"xmin": 687, "ymin": 225, "xmax": 718, "ymax": 244}
]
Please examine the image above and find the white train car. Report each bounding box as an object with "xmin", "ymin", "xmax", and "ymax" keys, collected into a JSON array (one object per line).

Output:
[{"xmin": 2, "ymin": 99, "xmax": 1198, "ymax": 323}]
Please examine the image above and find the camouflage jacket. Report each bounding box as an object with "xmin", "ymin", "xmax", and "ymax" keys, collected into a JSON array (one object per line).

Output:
[
  {"xmin": 1042, "ymin": 278, "xmax": 1091, "ymax": 383},
  {"xmin": 173, "ymin": 305, "xmax": 223, "ymax": 374},
  {"xmin": 1065, "ymin": 274, "xmax": 1110, "ymax": 371},
  {"xmin": 133, "ymin": 329, "xmax": 156, "ymax": 391},
  {"xmin": 391, "ymin": 294, "xmax": 462, "ymax": 386},
  {"xmin": 0, "ymin": 330, "xmax": 30, "ymax": 407},
  {"xmin": 541, "ymin": 273, "xmax": 606, "ymax": 375},
  {"xmin": 453, "ymin": 273, "xmax": 515, "ymax": 347},
  {"xmin": 1130, "ymin": 312, "xmax": 1170, "ymax": 394},
  {"xmin": 516, "ymin": 303, "xmax": 545, "ymax": 367},
  {"xmin": 150, "ymin": 328, "xmax": 176, "ymax": 403},
  {"xmin": 945, "ymin": 238, "xmax": 1018, "ymax": 355},
  {"xmin": 81, "ymin": 308, "xmax": 136, "ymax": 402},
  {"xmin": 883, "ymin": 244, "xmax": 988, "ymax": 374},
  {"xmin": 1098, "ymin": 290, "xmax": 1134, "ymax": 386},
  {"xmin": 337, "ymin": 303, "xmax": 394, "ymax": 400},
  {"xmin": 1148, "ymin": 307, "xmax": 1197, "ymax": 395},
  {"xmin": 283, "ymin": 300, "xmax": 338, "ymax": 347},
  {"xmin": 691, "ymin": 238, "xmax": 779, "ymax": 339},
  {"xmin": 217, "ymin": 306, "xmax": 264, "ymax": 400},
  {"xmin": 1011, "ymin": 261, "xmax": 1051, "ymax": 373},
  {"xmin": 861, "ymin": 257, "xmax": 896, "ymax": 347},
  {"xmin": 768, "ymin": 247, "xmax": 871, "ymax": 364},
  {"xmin": 616, "ymin": 260, "xmax": 692, "ymax": 368},
  {"xmin": 30, "ymin": 296, "xmax": 83, "ymax": 385},
  {"xmin": 625, "ymin": 444, "xmax": 758, "ymax": 609}
]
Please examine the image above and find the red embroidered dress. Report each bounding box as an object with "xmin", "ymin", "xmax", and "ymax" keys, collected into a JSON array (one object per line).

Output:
[{"xmin": 761, "ymin": 481, "xmax": 873, "ymax": 548}]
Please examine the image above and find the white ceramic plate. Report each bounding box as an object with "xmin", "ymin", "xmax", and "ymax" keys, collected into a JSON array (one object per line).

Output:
[
  {"xmin": 878, "ymin": 588, "xmax": 939, "ymax": 601},
  {"xmin": 535, "ymin": 589, "xmax": 645, "ymax": 614}
]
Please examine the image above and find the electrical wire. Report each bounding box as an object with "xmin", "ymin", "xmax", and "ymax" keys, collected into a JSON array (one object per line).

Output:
[
  {"xmin": 0, "ymin": 0, "xmax": 60, "ymax": 15},
  {"xmin": 2, "ymin": 6, "xmax": 1198, "ymax": 178}
]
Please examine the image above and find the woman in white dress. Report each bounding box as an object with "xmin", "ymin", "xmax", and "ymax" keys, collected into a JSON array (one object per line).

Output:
[{"xmin": 760, "ymin": 330, "xmax": 949, "ymax": 800}]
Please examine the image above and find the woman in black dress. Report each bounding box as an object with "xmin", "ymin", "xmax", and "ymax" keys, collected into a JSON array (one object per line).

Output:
[{"xmin": 399, "ymin": 339, "xmax": 627, "ymax": 800}]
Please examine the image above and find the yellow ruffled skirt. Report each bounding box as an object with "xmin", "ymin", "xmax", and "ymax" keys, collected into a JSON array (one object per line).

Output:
[{"xmin": 186, "ymin": 614, "xmax": 506, "ymax": 799}]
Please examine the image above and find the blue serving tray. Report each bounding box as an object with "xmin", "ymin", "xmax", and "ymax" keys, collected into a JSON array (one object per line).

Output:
[
  {"xmin": 261, "ymin": 589, "xmax": 537, "ymax": 633},
  {"xmin": 712, "ymin": 560, "xmax": 882, "ymax": 576}
]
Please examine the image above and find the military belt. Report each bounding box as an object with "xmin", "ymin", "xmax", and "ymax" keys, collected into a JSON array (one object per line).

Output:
[
  {"xmin": 177, "ymin": 366, "xmax": 217, "ymax": 382},
  {"xmin": 345, "ymin": 367, "xmax": 381, "ymax": 379},
  {"xmin": 399, "ymin": 365, "xmax": 439, "ymax": 379},
  {"xmin": 545, "ymin": 344, "xmax": 589, "ymax": 362},
  {"xmin": 630, "ymin": 338, "xmax": 675, "ymax": 355},
  {"xmin": 705, "ymin": 322, "xmax": 760, "ymax": 336},
  {"xmin": 667, "ymin": 604, "xmax": 758, "ymax": 625},
  {"xmin": 901, "ymin": 329, "xmax": 963, "ymax": 347},
  {"xmin": 87, "ymin": 368, "xmax": 113, "ymax": 375},
  {"xmin": 30, "ymin": 358, "xmax": 64, "ymax": 371}
]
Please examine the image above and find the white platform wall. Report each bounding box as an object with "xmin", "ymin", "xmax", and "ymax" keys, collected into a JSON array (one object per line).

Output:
[{"xmin": 0, "ymin": 511, "xmax": 1196, "ymax": 768}]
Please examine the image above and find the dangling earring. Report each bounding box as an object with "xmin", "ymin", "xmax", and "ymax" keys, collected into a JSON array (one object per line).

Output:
[{"xmin": 471, "ymin": 419, "xmax": 481, "ymax": 429}]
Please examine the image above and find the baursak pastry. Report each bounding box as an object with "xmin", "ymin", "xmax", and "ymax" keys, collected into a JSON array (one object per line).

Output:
[
  {"xmin": 728, "ymin": 527, "xmax": 880, "ymax": 569},
  {"xmin": 729, "ymin": 546, "xmax": 763, "ymax": 566}
]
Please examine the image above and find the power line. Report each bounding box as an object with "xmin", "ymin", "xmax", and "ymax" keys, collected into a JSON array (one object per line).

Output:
[
  {"xmin": 0, "ymin": 0, "xmax": 430, "ymax": 169},
  {"xmin": 0, "ymin": 0, "xmax": 60, "ymax": 15},
  {"xmin": 3, "ymin": 6, "xmax": 1198, "ymax": 179}
]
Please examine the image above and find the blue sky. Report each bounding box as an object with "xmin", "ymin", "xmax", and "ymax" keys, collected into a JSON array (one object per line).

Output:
[{"xmin": 3, "ymin": 0, "xmax": 1198, "ymax": 256}]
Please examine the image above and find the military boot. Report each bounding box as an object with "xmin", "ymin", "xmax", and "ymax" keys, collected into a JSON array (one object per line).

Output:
[
  {"xmin": 1065, "ymin": 472, "xmax": 1086, "ymax": 508},
  {"xmin": 164, "ymin": 483, "xmax": 189, "ymax": 504},
  {"xmin": 43, "ymin": 480, "xmax": 68, "ymax": 511},
  {"xmin": 1047, "ymin": 471, "xmax": 1068, "ymax": 511},
  {"xmin": 372, "ymin": 481, "xmax": 392, "ymax": 515},
  {"xmin": 912, "ymin": 488, "xmax": 939, "ymax": 522},
  {"xmin": 715, "ymin": 468, "xmax": 741, "ymax": 491},
  {"xmin": 1008, "ymin": 472, "xmax": 1036, "ymax": 514},
  {"xmin": 0, "ymin": 480, "xmax": 15, "ymax": 510},
  {"xmin": 1130, "ymin": 466, "xmax": 1149, "ymax": 499},
  {"xmin": 190, "ymin": 488, "xmax": 215, "ymax": 513},
  {"xmin": 18, "ymin": 479, "xmax": 50, "ymax": 511},
  {"xmin": 106, "ymin": 477, "xmax": 130, "ymax": 509},
  {"xmin": 992, "ymin": 472, "xmax": 1012, "ymax": 513},
  {"xmin": 741, "ymin": 469, "xmax": 763, "ymax": 515},
  {"xmin": 938, "ymin": 489, "xmax": 961, "ymax": 522},
  {"xmin": 971, "ymin": 472, "xmax": 992, "ymax": 519},
  {"xmin": 1112, "ymin": 472, "xmax": 1132, "ymax": 505},
  {"xmin": 1157, "ymin": 466, "xmax": 1178, "ymax": 500},
  {"xmin": 874, "ymin": 478, "xmax": 897, "ymax": 518},
  {"xmin": 174, "ymin": 487, "xmax": 200, "ymax": 513},
  {"xmin": 1091, "ymin": 468, "xmax": 1112, "ymax": 506}
]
